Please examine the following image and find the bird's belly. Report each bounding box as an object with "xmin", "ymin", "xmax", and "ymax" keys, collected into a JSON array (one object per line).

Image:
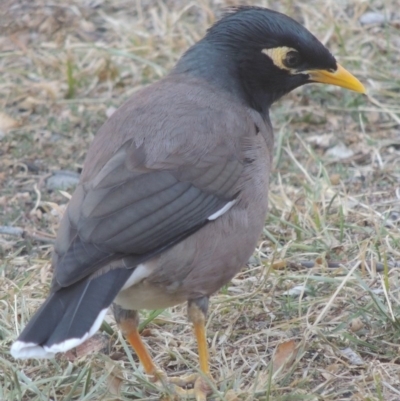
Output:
[{"xmin": 114, "ymin": 281, "xmax": 187, "ymax": 310}]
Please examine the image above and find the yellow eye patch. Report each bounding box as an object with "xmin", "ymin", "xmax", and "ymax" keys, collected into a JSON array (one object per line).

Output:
[{"xmin": 262, "ymin": 46, "xmax": 298, "ymax": 72}]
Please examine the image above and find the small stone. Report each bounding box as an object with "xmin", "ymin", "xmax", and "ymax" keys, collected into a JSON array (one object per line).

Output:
[
  {"xmin": 282, "ymin": 285, "xmax": 309, "ymax": 298},
  {"xmin": 325, "ymin": 142, "xmax": 354, "ymax": 160},
  {"xmin": 359, "ymin": 12, "xmax": 386, "ymax": 26},
  {"xmin": 330, "ymin": 174, "xmax": 341, "ymax": 185},
  {"xmin": 349, "ymin": 317, "xmax": 364, "ymax": 332},
  {"xmin": 340, "ymin": 347, "xmax": 364, "ymax": 365},
  {"xmin": 46, "ymin": 170, "xmax": 80, "ymax": 190}
]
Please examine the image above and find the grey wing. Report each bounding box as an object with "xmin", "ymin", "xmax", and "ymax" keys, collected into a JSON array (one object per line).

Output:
[{"xmin": 52, "ymin": 141, "xmax": 244, "ymax": 288}]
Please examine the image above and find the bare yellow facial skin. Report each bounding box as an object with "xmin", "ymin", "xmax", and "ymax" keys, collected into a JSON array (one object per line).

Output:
[
  {"xmin": 262, "ymin": 46, "xmax": 296, "ymax": 71},
  {"xmin": 262, "ymin": 46, "xmax": 366, "ymax": 93}
]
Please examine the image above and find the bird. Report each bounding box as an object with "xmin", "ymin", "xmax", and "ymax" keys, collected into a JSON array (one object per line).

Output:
[{"xmin": 11, "ymin": 6, "xmax": 365, "ymax": 400}]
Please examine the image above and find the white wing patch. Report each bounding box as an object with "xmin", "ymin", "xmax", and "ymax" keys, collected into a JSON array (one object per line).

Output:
[{"xmin": 207, "ymin": 200, "xmax": 237, "ymax": 221}]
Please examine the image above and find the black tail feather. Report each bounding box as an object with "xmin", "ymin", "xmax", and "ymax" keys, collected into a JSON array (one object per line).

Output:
[{"xmin": 12, "ymin": 268, "xmax": 132, "ymax": 358}]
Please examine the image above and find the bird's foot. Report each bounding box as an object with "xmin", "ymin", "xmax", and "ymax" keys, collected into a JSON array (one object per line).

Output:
[{"xmin": 154, "ymin": 371, "xmax": 213, "ymax": 401}]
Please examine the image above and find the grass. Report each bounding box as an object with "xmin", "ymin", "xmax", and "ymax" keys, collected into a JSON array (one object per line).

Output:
[{"xmin": 1, "ymin": 0, "xmax": 400, "ymax": 400}]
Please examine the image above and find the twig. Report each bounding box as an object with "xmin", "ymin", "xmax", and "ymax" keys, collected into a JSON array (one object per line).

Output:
[
  {"xmin": 272, "ymin": 259, "xmax": 399, "ymax": 273},
  {"xmin": 0, "ymin": 226, "xmax": 55, "ymax": 244}
]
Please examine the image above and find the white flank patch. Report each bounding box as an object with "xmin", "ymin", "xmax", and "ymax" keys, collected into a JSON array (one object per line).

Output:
[
  {"xmin": 11, "ymin": 308, "xmax": 108, "ymax": 359},
  {"xmin": 207, "ymin": 200, "xmax": 237, "ymax": 221},
  {"xmin": 121, "ymin": 263, "xmax": 152, "ymax": 291}
]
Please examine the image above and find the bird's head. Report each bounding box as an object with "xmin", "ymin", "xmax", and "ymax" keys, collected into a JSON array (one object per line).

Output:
[{"xmin": 177, "ymin": 6, "xmax": 365, "ymax": 114}]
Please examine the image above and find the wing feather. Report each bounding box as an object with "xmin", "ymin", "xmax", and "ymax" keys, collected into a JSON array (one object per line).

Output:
[{"xmin": 53, "ymin": 144, "xmax": 243, "ymax": 288}]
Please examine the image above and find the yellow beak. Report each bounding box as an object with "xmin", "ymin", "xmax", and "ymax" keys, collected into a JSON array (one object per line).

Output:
[{"xmin": 307, "ymin": 64, "xmax": 366, "ymax": 94}]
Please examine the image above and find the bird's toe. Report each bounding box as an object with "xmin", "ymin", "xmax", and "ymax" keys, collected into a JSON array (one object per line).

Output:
[{"xmin": 156, "ymin": 372, "xmax": 213, "ymax": 400}]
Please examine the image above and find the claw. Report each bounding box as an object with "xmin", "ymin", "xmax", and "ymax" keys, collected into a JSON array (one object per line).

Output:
[
  {"xmin": 193, "ymin": 375, "xmax": 212, "ymax": 401},
  {"xmin": 156, "ymin": 373, "xmax": 213, "ymax": 400}
]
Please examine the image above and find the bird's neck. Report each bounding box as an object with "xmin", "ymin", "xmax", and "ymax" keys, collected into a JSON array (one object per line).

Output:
[{"xmin": 172, "ymin": 40, "xmax": 273, "ymax": 116}]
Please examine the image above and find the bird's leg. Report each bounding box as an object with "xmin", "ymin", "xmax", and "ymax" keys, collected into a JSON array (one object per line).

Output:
[
  {"xmin": 114, "ymin": 301, "xmax": 213, "ymax": 400},
  {"xmin": 168, "ymin": 297, "xmax": 213, "ymax": 400},
  {"xmin": 188, "ymin": 297, "xmax": 210, "ymax": 376},
  {"xmin": 113, "ymin": 304, "xmax": 160, "ymax": 379}
]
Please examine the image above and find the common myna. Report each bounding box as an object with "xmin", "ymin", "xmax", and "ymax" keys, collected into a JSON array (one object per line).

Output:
[{"xmin": 11, "ymin": 6, "xmax": 365, "ymax": 400}]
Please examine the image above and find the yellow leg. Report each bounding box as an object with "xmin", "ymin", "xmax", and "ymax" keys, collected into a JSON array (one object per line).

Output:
[
  {"xmin": 113, "ymin": 302, "xmax": 213, "ymax": 400},
  {"xmin": 169, "ymin": 299, "xmax": 213, "ymax": 400},
  {"xmin": 122, "ymin": 322, "xmax": 156, "ymax": 375},
  {"xmin": 191, "ymin": 307, "xmax": 210, "ymax": 375},
  {"xmin": 187, "ymin": 299, "xmax": 213, "ymax": 400},
  {"xmin": 113, "ymin": 305, "xmax": 157, "ymax": 376}
]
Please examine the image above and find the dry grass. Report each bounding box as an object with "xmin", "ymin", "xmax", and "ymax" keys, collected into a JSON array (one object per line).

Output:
[{"xmin": 1, "ymin": 0, "xmax": 400, "ymax": 400}]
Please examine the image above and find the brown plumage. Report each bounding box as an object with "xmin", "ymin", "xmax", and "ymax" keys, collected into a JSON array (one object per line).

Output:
[
  {"xmin": 11, "ymin": 6, "xmax": 365, "ymax": 400},
  {"xmin": 56, "ymin": 76, "xmax": 272, "ymax": 306}
]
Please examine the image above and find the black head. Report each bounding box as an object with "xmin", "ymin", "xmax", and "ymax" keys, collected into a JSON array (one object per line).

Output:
[{"xmin": 174, "ymin": 7, "xmax": 365, "ymax": 115}]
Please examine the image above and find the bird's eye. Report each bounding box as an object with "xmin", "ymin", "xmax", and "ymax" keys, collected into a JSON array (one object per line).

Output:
[{"xmin": 284, "ymin": 51, "xmax": 302, "ymax": 68}]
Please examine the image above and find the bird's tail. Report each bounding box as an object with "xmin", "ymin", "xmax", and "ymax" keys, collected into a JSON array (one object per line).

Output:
[{"xmin": 11, "ymin": 268, "xmax": 132, "ymax": 359}]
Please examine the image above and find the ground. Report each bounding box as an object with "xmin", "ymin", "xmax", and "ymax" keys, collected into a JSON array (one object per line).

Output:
[{"xmin": 1, "ymin": 0, "xmax": 400, "ymax": 400}]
